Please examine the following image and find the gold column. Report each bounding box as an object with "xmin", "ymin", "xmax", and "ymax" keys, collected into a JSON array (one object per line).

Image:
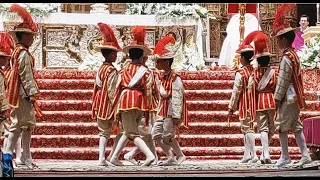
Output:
[{"xmin": 231, "ymin": 4, "xmax": 246, "ymax": 70}]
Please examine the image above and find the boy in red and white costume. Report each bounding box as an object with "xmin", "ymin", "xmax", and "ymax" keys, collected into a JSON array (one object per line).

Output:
[
  {"xmin": 91, "ymin": 23, "xmax": 122, "ymax": 166},
  {"xmin": 271, "ymin": 4, "xmax": 312, "ymax": 167},
  {"xmin": 247, "ymin": 31, "xmax": 278, "ymax": 164},
  {"xmin": 228, "ymin": 31, "xmax": 260, "ymax": 164},
  {"xmin": 151, "ymin": 36, "xmax": 188, "ymax": 166},
  {"xmin": 109, "ymin": 26, "xmax": 155, "ymax": 166}
]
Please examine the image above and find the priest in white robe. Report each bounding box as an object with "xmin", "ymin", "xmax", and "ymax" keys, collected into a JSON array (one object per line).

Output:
[{"xmin": 218, "ymin": 13, "xmax": 261, "ymax": 67}]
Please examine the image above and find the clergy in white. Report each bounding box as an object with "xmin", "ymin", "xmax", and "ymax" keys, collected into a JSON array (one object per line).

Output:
[{"xmin": 219, "ymin": 13, "xmax": 261, "ymax": 67}]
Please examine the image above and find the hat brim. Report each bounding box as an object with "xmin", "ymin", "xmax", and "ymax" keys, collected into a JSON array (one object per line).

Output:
[
  {"xmin": 236, "ymin": 48, "xmax": 254, "ymax": 54},
  {"xmin": 95, "ymin": 45, "xmax": 120, "ymax": 52},
  {"xmin": 0, "ymin": 53, "xmax": 11, "ymax": 57},
  {"xmin": 155, "ymin": 54, "xmax": 176, "ymax": 61},
  {"xmin": 9, "ymin": 29, "xmax": 38, "ymax": 35},
  {"xmin": 123, "ymin": 45, "xmax": 153, "ymax": 56},
  {"xmin": 250, "ymin": 52, "xmax": 276, "ymax": 60},
  {"xmin": 270, "ymin": 27, "xmax": 299, "ymax": 38}
]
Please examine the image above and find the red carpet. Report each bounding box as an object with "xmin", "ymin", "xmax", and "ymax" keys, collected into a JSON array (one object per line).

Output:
[{"xmin": 4, "ymin": 68, "xmax": 317, "ymax": 160}]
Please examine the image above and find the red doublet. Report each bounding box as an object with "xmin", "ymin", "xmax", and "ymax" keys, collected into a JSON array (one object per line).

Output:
[
  {"xmin": 253, "ymin": 67, "xmax": 277, "ymax": 111},
  {"xmin": 118, "ymin": 63, "xmax": 151, "ymax": 111},
  {"xmin": 91, "ymin": 63, "xmax": 116, "ymax": 120},
  {"xmin": 236, "ymin": 65, "xmax": 253, "ymax": 120},
  {"xmin": 284, "ymin": 50, "xmax": 306, "ymax": 109},
  {"xmin": 150, "ymin": 70, "xmax": 160, "ymax": 112}
]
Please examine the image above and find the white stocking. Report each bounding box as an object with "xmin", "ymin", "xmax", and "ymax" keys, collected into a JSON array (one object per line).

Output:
[
  {"xmin": 246, "ymin": 133, "xmax": 258, "ymax": 161},
  {"xmin": 294, "ymin": 130, "xmax": 310, "ymax": 158},
  {"xmin": 133, "ymin": 137, "xmax": 155, "ymax": 166},
  {"xmin": 260, "ymin": 132, "xmax": 270, "ymax": 160},
  {"xmin": 240, "ymin": 135, "xmax": 251, "ymax": 163},
  {"xmin": 107, "ymin": 134, "xmax": 121, "ymax": 161},
  {"xmin": 110, "ymin": 134, "xmax": 128, "ymax": 166},
  {"xmin": 15, "ymin": 136, "xmax": 22, "ymax": 161},
  {"xmin": 275, "ymin": 132, "xmax": 291, "ymax": 167},
  {"xmin": 168, "ymin": 138, "xmax": 185, "ymax": 165},
  {"xmin": 21, "ymin": 130, "xmax": 32, "ymax": 162},
  {"xmin": 98, "ymin": 136, "xmax": 108, "ymax": 163}
]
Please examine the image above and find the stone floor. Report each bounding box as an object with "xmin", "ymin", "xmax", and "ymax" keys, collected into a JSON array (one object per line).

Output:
[{"xmin": 14, "ymin": 159, "xmax": 320, "ymax": 177}]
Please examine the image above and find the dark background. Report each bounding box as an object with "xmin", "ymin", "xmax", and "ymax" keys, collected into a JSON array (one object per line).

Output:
[{"xmin": 297, "ymin": 4, "xmax": 317, "ymax": 26}]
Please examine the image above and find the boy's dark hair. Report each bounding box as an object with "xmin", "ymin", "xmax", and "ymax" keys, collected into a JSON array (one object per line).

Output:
[
  {"xmin": 15, "ymin": 32, "xmax": 24, "ymax": 42},
  {"xmin": 101, "ymin": 49, "xmax": 114, "ymax": 59},
  {"xmin": 279, "ymin": 30, "xmax": 296, "ymax": 44},
  {"xmin": 300, "ymin": 14, "xmax": 309, "ymax": 22},
  {"xmin": 241, "ymin": 51, "xmax": 254, "ymax": 64},
  {"xmin": 129, "ymin": 48, "xmax": 144, "ymax": 60},
  {"xmin": 257, "ymin": 56, "xmax": 270, "ymax": 66},
  {"xmin": 164, "ymin": 58, "xmax": 174, "ymax": 67}
]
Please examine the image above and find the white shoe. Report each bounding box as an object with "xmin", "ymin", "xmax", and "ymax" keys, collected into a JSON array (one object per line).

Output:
[
  {"xmin": 20, "ymin": 156, "xmax": 37, "ymax": 170},
  {"xmin": 157, "ymin": 158, "xmax": 178, "ymax": 166},
  {"xmin": 124, "ymin": 153, "xmax": 139, "ymax": 165},
  {"xmin": 109, "ymin": 158, "xmax": 124, "ymax": 166},
  {"xmin": 298, "ymin": 156, "xmax": 312, "ymax": 166},
  {"xmin": 98, "ymin": 160, "xmax": 108, "ymax": 166},
  {"xmin": 176, "ymin": 155, "xmax": 186, "ymax": 165},
  {"xmin": 275, "ymin": 158, "xmax": 292, "ymax": 167},
  {"xmin": 239, "ymin": 156, "xmax": 252, "ymax": 164},
  {"xmin": 249, "ymin": 156, "xmax": 259, "ymax": 164},
  {"xmin": 141, "ymin": 155, "xmax": 155, "ymax": 167}
]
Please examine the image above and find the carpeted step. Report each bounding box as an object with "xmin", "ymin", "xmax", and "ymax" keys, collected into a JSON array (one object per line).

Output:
[
  {"xmin": 35, "ymin": 70, "xmax": 235, "ymax": 80},
  {"xmin": 35, "ymin": 70, "xmax": 96, "ymax": 79},
  {"xmin": 0, "ymin": 134, "xmax": 298, "ymax": 148},
  {"xmin": 38, "ymin": 100, "xmax": 92, "ymax": 111},
  {"xmin": 39, "ymin": 90, "xmax": 93, "ymax": 100},
  {"xmin": 37, "ymin": 79, "xmax": 94, "ymax": 90},
  {"xmin": 185, "ymin": 90, "xmax": 318, "ymax": 101},
  {"xmin": 178, "ymin": 71, "xmax": 235, "ymax": 80},
  {"xmin": 33, "ymin": 122, "xmax": 259, "ymax": 135},
  {"xmin": 38, "ymin": 89, "xmax": 318, "ymax": 101},
  {"xmin": 28, "ymin": 146, "xmax": 303, "ymax": 160},
  {"xmin": 36, "ymin": 110, "xmax": 320, "ymax": 123},
  {"xmin": 186, "ymin": 100, "xmax": 320, "ymax": 111},
  {"xmin": 183, "ymin": 80, "xmax": 234, "ymax": 90},
  {"xmin": 37, "ymin": 111, "xmax": 93, "ymax": 123}
]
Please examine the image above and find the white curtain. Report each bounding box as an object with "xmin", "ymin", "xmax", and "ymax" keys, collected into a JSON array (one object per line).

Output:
[{"xmin": 218, "ymin": 13, "xmax": 261, "ymax": 67}]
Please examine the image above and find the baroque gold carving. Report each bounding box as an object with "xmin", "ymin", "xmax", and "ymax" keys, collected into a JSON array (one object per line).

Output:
[{"xmin": 207, "ymin": 3, "xmax": 228, "ymax": 57}]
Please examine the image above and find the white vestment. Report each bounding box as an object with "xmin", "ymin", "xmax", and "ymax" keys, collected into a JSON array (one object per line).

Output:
[{"xmin": 219, "ymin": 13, "xmax": 261, "ymax": 67}]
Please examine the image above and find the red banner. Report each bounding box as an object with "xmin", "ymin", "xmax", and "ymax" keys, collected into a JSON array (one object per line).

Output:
[{"xmin": 228, "ymin": 4, "xmax": 257, "ymax": 14}]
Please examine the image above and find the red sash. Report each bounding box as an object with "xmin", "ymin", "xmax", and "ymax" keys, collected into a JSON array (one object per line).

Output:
[
  {"xmin": 7, "ymin": 44, "xmax": 42, "ymax": 117},
  {"xmin": 284, "ymin": 50, "xmax": 306, "ymax": 110}
]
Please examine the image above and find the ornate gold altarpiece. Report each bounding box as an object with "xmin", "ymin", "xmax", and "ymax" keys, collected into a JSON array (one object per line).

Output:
[
  {"xmin": 2, "ymin": 3, "xmax": 298, "ymax": 69},
  {"xmin": 3, "ymin": 13, "xmax": 199, "ymax": 69}
]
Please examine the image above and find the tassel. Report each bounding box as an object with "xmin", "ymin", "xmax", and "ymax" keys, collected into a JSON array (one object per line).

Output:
[
  {"xmin": 112, "ymin": 121, "xmax": 119, "ymax": 135},
  {"xmin": 34, "ymin": 102, "xmax": 43, "ymax": 118},
  {"xmin": 227, "ymin": 114, "xmax": 231, "ymax": 127}
]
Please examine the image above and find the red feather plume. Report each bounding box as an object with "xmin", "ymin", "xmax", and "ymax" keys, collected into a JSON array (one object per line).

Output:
[
  {"xmin": 9, "ymin": 4, "xmax": 38, "ymax": 32},
  {"xmin": 97, "ymin": 22, "xmax": 121, "ymax": 50},
  {"xmin": 242, "ymin": 30, "xmax": 263, "ymax": 46},
  {"xmin": 0, "ymin": 32, "xmax": 15, "ymax": 56},
  {"xmin": 132, "ymin": 26, "xmax": 146, "ymax": 45},
  {"xmin": 254, "ymin": 31, "xmax": 269, "ymax": 54},
  {"xmin": 153, "ymin": 36, "xmax": 175, "ymax": 56},
  {"xmin": 272, "ymin": 4, "xmax": 296, "ymax": 31}
]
